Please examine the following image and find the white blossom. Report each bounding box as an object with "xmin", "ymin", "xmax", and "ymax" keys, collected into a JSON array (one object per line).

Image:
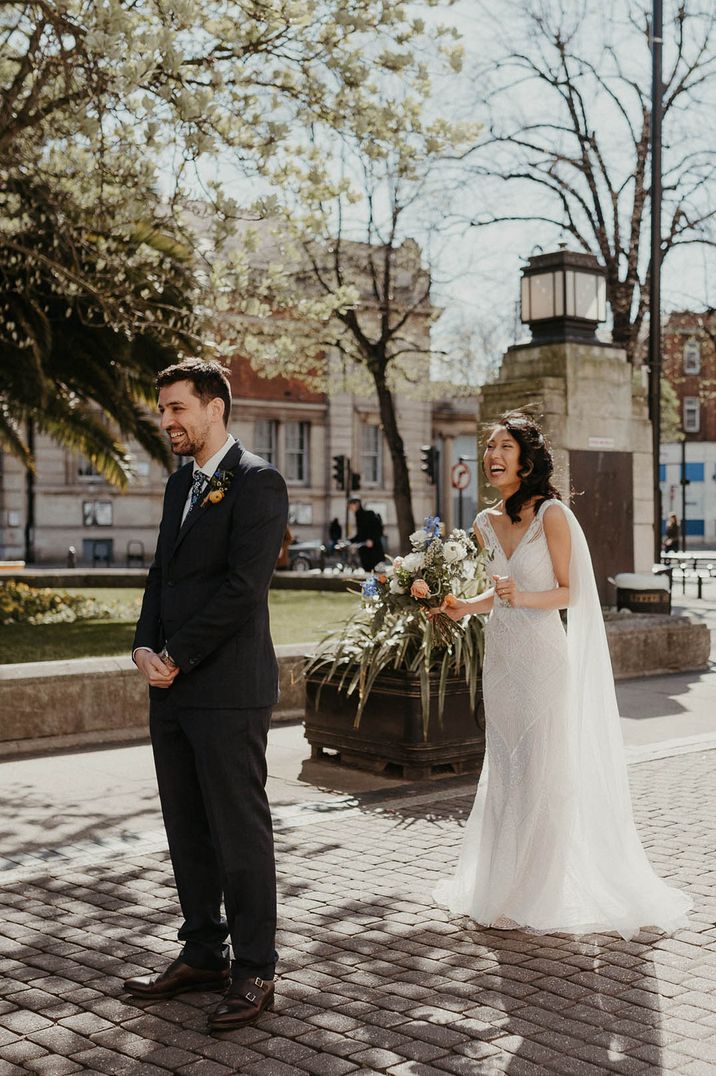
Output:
[
  {"xmin": 402, "ymin": 552, "xmax": 424, "ymax": 572},
  {"xmin": 443, "ymin": 539, "xmax": 467, "ymax": 563}
]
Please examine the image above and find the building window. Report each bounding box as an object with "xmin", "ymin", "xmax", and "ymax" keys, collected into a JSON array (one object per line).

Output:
[
  {"xmin": 288, "ymin": 503, "xmax": 313, "ymax": 525},
  {"xmin": 683, "ymin": 397, "xmax": 700, "ymax": 434},
  {"xmin": 77, "ymin": 457, "xmax": 102, "ymax": 480},
  {"xmin": 683, "ymin": 337, "xmax": 701, "ymax": 375},
  {"xmin": 285, "ymin": 421, "xmax": 310, "ymax": 484},
  {"xmin": 83, "ymin": 500, "xmax": 113, "ymax": 526},
  {"xmin": 254, "ymin": 419, "xmax": 278, "ymax": 465},
  {"xmin": 360, "ymin": 423, "xmax": 383, "ymax": 486},
  {"xmin": 684, "ymin": 462, "xmax": 705, "ymax": 482}
]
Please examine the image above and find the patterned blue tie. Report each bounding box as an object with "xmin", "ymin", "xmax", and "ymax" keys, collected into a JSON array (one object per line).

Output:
[{"xmin": 189, "ymin": 470, "xmax": 206, "ymax": 513}]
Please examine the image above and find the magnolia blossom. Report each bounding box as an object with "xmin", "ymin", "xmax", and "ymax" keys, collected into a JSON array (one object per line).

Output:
[
  {"xmin": 443, "ymin": 539, "xmax": 467, "ymax": 563},
  {"xmin": 410, "ymin": 578, "xmax": 431, "ymax": 599},
  {"xmin": 402, "ymin": 551, "xmax": 424, "ymax": 572}
]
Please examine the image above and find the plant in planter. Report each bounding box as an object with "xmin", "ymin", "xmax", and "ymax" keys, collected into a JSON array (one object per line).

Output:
[{"xmin": 304, "ymin": 517, "xmax": 492, "ymax": 779}]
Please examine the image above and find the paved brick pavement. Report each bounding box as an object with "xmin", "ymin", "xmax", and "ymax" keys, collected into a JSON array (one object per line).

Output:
[{"xmin": 0, "ymin": 747, "xmax": 714, "ymax": 1075}]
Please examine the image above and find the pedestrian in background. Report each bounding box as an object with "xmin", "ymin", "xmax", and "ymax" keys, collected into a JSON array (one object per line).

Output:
[
  {"xmin": 664, "ymin": 512, "xmax": 680, "ymax": 553},
  {"xmin": 348, "ymin": 497, "xmax": 384, "ymax": 571}
]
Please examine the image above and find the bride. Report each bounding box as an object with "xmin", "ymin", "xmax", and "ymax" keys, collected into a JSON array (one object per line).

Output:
[{"xmin": 432, "ymin": 411, "xmax": 691, "ymax": 939}]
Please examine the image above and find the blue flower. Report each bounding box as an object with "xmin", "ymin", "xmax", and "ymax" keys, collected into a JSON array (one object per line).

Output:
[
  {"xmin": 361, "ymin": 577, "xmax": 380, "ymax": 598},
  {"xmin": 424, "ymin": 515, "xmax": 442, "ymax": 539}
]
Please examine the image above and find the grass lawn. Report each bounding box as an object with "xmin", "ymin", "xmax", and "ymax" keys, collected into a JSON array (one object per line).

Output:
[{"xmin": 0, "ymin": 589, "xmax": 360, "ymax": 664}]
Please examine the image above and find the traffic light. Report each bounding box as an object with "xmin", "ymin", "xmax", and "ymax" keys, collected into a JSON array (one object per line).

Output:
[
  {"xmin": 332, "ymin": 454, "xmax": 347, "ymax": 490},
  {"xmin": 351, "ymin": 472, "xmax": 361, "ymax": 491},
  {"xmin": 420, "ymin": 444, "xmax": 437, "ymax": 484}
]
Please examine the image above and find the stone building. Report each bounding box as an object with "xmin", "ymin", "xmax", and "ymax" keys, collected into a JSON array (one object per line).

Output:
[
  {"xmin": 0, "ymin": 225, "xmax": 482, "ymax": 564},
  {"xmin": 0, "ymin": 365, "xmax": 472, "ymax": 564},
  {"xmin": 660, "ymin": 310, "xmax": 716, "ymax": 548}
]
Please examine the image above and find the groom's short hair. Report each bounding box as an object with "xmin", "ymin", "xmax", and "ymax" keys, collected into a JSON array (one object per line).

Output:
[{"xmin": 156, "ymin": 359, "xmax": 232, "ymax": 427}]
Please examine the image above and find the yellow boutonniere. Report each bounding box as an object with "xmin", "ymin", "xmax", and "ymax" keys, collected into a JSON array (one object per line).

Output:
[{"xmin": 200, "ymin": 468, "xmax": 234, "ymax": 508}]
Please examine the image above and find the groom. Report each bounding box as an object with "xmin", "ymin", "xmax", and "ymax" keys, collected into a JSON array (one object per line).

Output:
[{"xmin": 125, "ymin": 358, "xmax": 288, "ymax": 1030}]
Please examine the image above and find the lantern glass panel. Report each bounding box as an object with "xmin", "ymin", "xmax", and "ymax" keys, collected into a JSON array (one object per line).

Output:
[
  {"xmin": 520, "ymin": 275, "xmax": 530, "ymax": 322},
  {"xmin": 530, "ymin": 271, "xmax": 555, "ymax": 320},
  {"xmin": 554, "ymin": 270, "xmax": 564, "ymax": 317},
  {"xmin": 565, "ymin": 270, "xmax": 576, "ymax": 316},
  {"xmin": 575, "ymin": 271, "xmax": 600, "ymax": 321},
  {"xmin": 596, "ymin": 276, "xmax": 606, "ymax": 321}
]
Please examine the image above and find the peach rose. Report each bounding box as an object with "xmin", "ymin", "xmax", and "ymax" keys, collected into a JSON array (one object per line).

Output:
[{"xmin": 410, "ymin": 579, "xmax": 430, "ymax": 599}]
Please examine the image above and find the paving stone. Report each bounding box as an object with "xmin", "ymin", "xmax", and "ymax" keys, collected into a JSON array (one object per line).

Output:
[
  {"xmin": 0, "ymin": 749, "xmax": 714, "ymax": 1076},
  {"xmin": 387, "ymin": 1063, "xmax": 452, "ymax": 1076},
  {"xmin": 242, "ymin": 1060, "xmax": 308, "ymax": 1076},
  {"xmin": 0, "ymin": 1064, "xmax": 25, "ymax": 1076},
  {"xmin": 177, "ymin": 1062, "xmax": 234, "ymax": 1076},
  {"xmin": 23, "ymin": 1057, "xmax": 83, "ymax": 1075},
  {"xmin": 0, "ymin": 1039, "xmax": 49, "ymax": 1064},
  {"xmin": 0, "ymin": 1009, "xmax": 54, "ymax": 1035},
  {"xmin": 141, "ymin": 1045, "xmax": 200, "ymax": 1069},
  {"xmin": 348, "ymin": 1047, "xmax": 407, "ymax": 1069}
]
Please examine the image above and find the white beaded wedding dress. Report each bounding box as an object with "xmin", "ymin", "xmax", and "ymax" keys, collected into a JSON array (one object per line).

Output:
[{"xmin": 434, "ymin": 499, "xmax": 691, "ymax": 939}]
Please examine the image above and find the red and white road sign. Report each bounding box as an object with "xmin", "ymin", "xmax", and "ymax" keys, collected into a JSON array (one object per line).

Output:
[{"xmin": 451, "ymin": 461, "xmax": 471, "ymax": 491}]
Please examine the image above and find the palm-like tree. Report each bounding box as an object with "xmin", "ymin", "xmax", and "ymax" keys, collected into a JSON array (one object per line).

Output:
[{"xmin": 0, "ymin": 173, "xmax": 201, "ymax": 485}]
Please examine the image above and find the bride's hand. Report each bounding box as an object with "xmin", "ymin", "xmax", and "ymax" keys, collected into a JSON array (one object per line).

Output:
[
  {"xmin": 429, "ymin": 594, "xmax": 467, "ymax": 621},
  {"xmin": 493, "ymin": 574, "xmax": 519, "ymax": 608}
]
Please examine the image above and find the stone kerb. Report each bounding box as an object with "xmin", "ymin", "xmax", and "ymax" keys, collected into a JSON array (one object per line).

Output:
[
  {"xmin": 0, "ymin": 615, "xmax": 710, "ymax": 757},
  {"xmin": 0, "ymin": 645, "xmax": 314, "ymax": 758}
]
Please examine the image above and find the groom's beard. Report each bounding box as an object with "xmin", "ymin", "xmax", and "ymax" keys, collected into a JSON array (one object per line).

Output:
[{"xmin": 167, "ymin": 424, "xmax": 210, "ymax": 460}]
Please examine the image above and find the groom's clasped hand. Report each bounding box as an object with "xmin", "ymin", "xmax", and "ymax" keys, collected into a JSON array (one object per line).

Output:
[{"xmin": 134, "ymin": 647, "xmax": 180, "ymax": 689}]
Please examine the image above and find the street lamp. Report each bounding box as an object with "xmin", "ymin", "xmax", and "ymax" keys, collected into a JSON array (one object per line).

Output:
[{"xmin": 520, "ymin": 249, "xmax": 607, "ymax": 345}]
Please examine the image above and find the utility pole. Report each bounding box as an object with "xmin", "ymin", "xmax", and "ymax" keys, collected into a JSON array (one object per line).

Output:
[{"xmin": 649, "ymin": 0, "xmax": 663, "ymax": 563}]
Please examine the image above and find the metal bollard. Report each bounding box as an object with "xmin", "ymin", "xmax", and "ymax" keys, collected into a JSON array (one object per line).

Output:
[{"xmin": 67, "ymin": 545, "xmax": 77, "ymax": 569}]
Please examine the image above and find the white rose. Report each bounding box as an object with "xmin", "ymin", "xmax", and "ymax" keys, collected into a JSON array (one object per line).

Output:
[
  {"xmin": 444, "ymin": 540, "xmax": 467, "ymax": 563},
  {"xmin": 409, "ymin": 528, "xmax": 429, "ymax": 547},
  {"xmin": 389, "ymin": 578, "xmax": 406, "ymax": 594},
  {"xmin": 402, "ymin": 552, "xmax": 424, "ymax": 572}
]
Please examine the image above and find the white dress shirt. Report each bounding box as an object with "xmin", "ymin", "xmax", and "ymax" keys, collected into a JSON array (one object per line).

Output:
[{"xmin": 133, "ymin": 433, "xmax": 235, "ymax": 662}]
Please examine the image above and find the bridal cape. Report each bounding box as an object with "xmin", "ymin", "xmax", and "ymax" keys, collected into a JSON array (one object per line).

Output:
[{"xmin": 434, "ymin": 500, "xmax": 691, "ymax": 939}]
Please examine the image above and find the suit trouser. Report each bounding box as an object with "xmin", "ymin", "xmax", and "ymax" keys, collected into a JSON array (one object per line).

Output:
[{"xmin": 149, "ymin": 698, "xmax": 277, "ymax": 979}]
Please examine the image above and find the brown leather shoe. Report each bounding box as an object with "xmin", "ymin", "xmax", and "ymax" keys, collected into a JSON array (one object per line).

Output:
[
  {"xmin": 208, "ymin": 975, "xmax": 275, "ymax": 1030},
  {"xmin": 124, "ymin": 956, "xmax": 229, "ymax": 999}
]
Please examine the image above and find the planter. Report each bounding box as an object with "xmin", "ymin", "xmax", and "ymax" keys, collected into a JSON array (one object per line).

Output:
[{"xmin": 304, "ymin": 668, "xmax": 485, "ymax": 781}]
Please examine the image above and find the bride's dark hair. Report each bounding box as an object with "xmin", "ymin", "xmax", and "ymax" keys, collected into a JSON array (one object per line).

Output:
[{"xmin": 485, "ymin": 410, "xmax": 562, "ymax": 523}]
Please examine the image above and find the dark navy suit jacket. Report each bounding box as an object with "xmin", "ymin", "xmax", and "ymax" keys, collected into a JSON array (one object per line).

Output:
[{"xmin": 133, "ymin": 439, "xmax": 289, "ymax": 709}]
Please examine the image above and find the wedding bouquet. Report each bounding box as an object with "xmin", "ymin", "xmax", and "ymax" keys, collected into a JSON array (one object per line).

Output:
[{"xmin": 306, "ymin": 516, "xmax": 491, "ymax": 731}]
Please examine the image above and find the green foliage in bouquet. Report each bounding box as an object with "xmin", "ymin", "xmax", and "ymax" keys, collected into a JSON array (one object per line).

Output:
[
  {"xmin": 0, "ymin": 581, "xmax": 116, "ymax": 625},
  {"xmin": 305, "ymin": 517, "xmax": 492, "ymax": 735}
]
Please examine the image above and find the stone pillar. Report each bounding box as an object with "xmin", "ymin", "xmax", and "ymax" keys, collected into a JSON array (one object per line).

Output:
[{"xmin": 480, "ymin": 339, "xmax": 653, "ymax": 601}]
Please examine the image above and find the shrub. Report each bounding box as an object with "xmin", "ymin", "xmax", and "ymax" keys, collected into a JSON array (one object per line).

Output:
[{"xmin": 0, "ymin": 581, "xmax": 116, "ymax": 625}]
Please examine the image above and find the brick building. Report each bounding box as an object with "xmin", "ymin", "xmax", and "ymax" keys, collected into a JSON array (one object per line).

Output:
[{"xmin": 660, "ymin": 310, "xmax": 716, "ymax": 548}]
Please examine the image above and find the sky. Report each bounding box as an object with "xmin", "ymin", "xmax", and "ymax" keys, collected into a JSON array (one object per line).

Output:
[
  {"xmin": 186, "ymin": 0, "xmax": 716, "ymax": 375},
  {"xmin": 425, "ymin": 0, "xmax": 716, "ymax": 360}
]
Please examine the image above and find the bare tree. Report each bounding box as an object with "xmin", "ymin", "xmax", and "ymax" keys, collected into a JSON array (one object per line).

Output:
[{"xmin": 460, "ymin": 0, "xmax": 716, "ymax": 363}]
